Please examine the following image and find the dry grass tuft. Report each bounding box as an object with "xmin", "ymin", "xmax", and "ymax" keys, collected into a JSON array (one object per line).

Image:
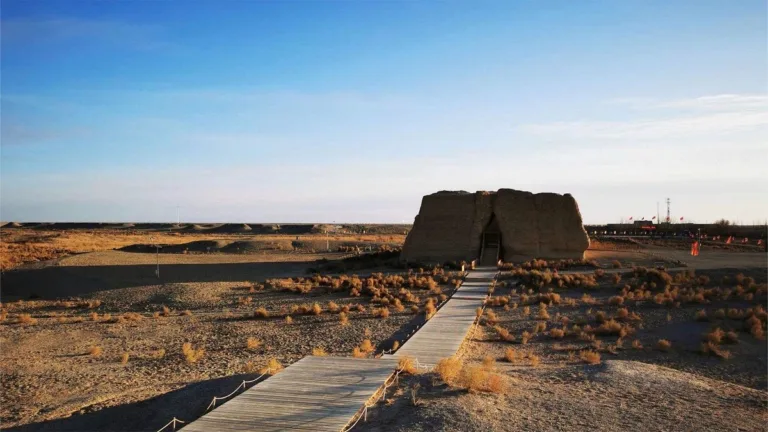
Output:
[
  {"xmin": 312, "ymin": 347, "xmax": 328, "ymax": 356},
  {"xmin": 285, "ymin": 315, "xmax": 293, "ymax": 324},
  {"xmin": 656, "ymin": 339, "xmax": 672, "ymax": 352},
  {"xmin": 701, "ymin": 341, "xmax": 732, "ymax": 359},
  {"xmin": 579, "ymin": 350, "xmax": 601, "ymax": 364},
  {"xmin": 695, "ymin": 309, "xmax": 709, "ymax": 321},
  {"xmin": 311, "ymin": 303, "xmax": 322, "ymax": 315},
  {"xmin": 529, "ymin": 354, "xmax": 541, "ymax": 367},
  {"xmin": 339, "ymin": 312, "xmax": 349, "ymax": 326},
  {"xmin": 631, "ymin": 339, "xmax": 643, "ymax": 349},
  {"xmin": 398, "ymin": 356, "xmax": 418, "ymax": 374},
  {"xmin": 260, "ymin": 358, "xmax": 283, "ymax": 374},
  {"xmin": 503, "ymin": 347, "xmax": 517, "ymax": 362},
  {"xmin": 549, "ymin": 328, "xmax": 565, "ymax": 339},
  {"xmin": 253, "ymin": 307, "xmax": 269, "ymax": 318},
  {"xmin": 482, "ymin": 355, "xmax": 496, "ymax": 371},
  {"xmin": 704, "ymin": 328, "xmax": 725, "ymax": 344},
  {"xmin": 434, "ymin": 356, "xmax": 463, "ymax": 384},
  {"xmin": 359, "ymin": 339, "xmax": 374, "ymax": 353},
  {"xmin": 373, "ymin": 307, "xmax": 390, "ymax": 318},
  {"xmin": 246, "ymin": 338, "xmax": 262, "ymax": 350},
  {"xmin": 182, "ymin": 342, "xmax": 205, "ymax": 363},
  {"xmin": 89, "ymin": 346, "xmax": 103, "ymax": 357},
  {"xmin": 120, "ymin": 352, "xmax": 130, "ymax": 364},
  {"xmin": 521, "ymin": 330, "xmax": 532, "ymax": 344},
  {"xmin": 17, "ymin": 313, "xmax": 38, "ymax": 325},
  {"xmin": 352, "ymin": 347, "xmax": 366, "ymax": 358},
  {"xmin": 151, "ymin": 348, "xmax": 166, "ymax": 359},
  {"xmin": 180, "ymin": 310, "xmax": 193, "ymax": 316}
]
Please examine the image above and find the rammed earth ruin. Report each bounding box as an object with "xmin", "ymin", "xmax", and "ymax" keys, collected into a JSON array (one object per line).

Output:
[{"xmin": 401, "ymin": 189, "xmax": 590, "ymax": 264}]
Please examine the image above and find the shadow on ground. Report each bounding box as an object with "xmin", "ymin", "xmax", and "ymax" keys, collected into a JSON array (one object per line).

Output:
[
  {"xmin": 1, "ymin": 261, "xmax": 315, "ymax": 299},
  {"xmin": 7, "ymin": 373, "xmax": 268, "ymax": 432}
]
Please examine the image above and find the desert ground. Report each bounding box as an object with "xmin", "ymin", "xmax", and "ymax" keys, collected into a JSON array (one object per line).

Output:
[{"xmin": 1, "ymin": 227, "xmax": 766, "ymax": 431}]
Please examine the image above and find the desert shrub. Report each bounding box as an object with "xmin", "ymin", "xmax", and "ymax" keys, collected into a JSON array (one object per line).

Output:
[
  {"xmin": 701, "ymin": 341, "xmax": 732, "ymax": 359},
  {"xmin": 327, "ymin": 301, "xmax": 340, "ymax": 313},
  {"xmin": 261, "ymin": 358, "xmax": 283, "ymax": 374},
  {"xmin": 536, "ymin": 304, "xmax": 550, "ymax": 320},
  {"xmin": 373, "ymin": 307, "xmax": 390, "ymax": 318},
  {"xmin": 246, "ymin": 338, "xmax": 262, "ymax": 350},
  {"xmin": 352, "ymin": 347, "xmax": 366, "ymax": 358},
  {"xmin": 495, "ymin": 326, "xmax": 514, "ymax": 342},
  {"xmin": 151, "ymin": 348, "xmax": 166, "ymax": 359},
  {"xmin": 485, "ymin": 309, "xmax": 499, "ymax": 325},
  {"xmin": 724, "ymin": 330, "xmax": 739, "ymax": 343},
  {"xmin": 579, "ymin": 350, "xmax": 601, "ymax": 364},
  {"xmin": 504, "ymin": 347, "xmax": 517, "ymax": 362},
  {"xmin": 120, "ymin": 353, "xmax": 130, "ymax": 364},
  {"xmin": 180, "ymin": 310, "xmax": 192, "ymax": 316},
  {"xmin": 631, "ymin": 339, "xmax": 643, "ymax": 349},
  {"xmin": 425, "ymin": 299, "xmax": 437, "ymax": 319},
  {"xmin": 161, "ymin": 306, "xmax": 172, "ymax": 317},
  {"xmin": 312, "ymin": 347, "xmax": 328, "ymax": 356},
  {"xmin": 285, "ymin": 315, "xmax": 294, "ymax": 324},
  {"xmin": 311, "ymin": 303, "xmax": 322, "ymax": 315},
  {"xmin": 398, "ymin": 356, "xmax": 418, "ymax": 374},
  {"xmin": 704, "ymin": 328, "xmax": 725, "ymax": 344},
  {"xmin": 522, "ymin": 306, "xmax": 531, "ymax": 316},
  {"xmin": 182, "ymin": 342, "xmax": 205, "ymax": 363},
  {"xmin": 609, "ymin": 296, "xmax": 624, "ymax": 306},
  {"xmin": 434, "ymin": 356, "xmax": 463, "ymax": 384},
  {"xmin": 253, "ymin": 307, "xmax": 269, "ymax": 318},
  {"xmin": 595, "ymin": 310, "xmax": 607, "ymax": 323},
  {"xmin": 359, "ymin": 339, "xmax": 374, "ymax": 353},
  {"xmin": 695, "ymin": 309, "xmax": 708, "ymax": 321},
  {"xmin": 482, "ymin": 355, "xmax": 496, "ymax": 371},
  {"xmin": 17, "ymin": 313, "xmax": 37, "ymax": 325},
  {"xmin": 339, "ymin": 312, "xmax": 349, "ymax": 326},
  {"xmin": 612, "ymin": 260, "xmax": 622, "ymax": 269},
  {"xmin": 89, "ymin": 346, "xmax": 103, "ymax": 357},
  {"xmin": 529, "ymin": 354, "xmax": 541, "ymax": 367},
  {"xmin": 521, "ymin": 331, "xmax": 532, "ymax": 344},
  {"xmin": 534, "ymin": 322, "xmax": 547, "ymax": 333},
  {"xmin": 549, "ymin": 328, "xmax": 565, "ymax": 339},
  {"xmin": 656, "ymin": 339, "xmax": 672, "ymax": 352}
]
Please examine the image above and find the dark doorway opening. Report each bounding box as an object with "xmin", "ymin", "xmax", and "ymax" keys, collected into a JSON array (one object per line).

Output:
[{"xmin": 480, "ymin": 214, "xmax": 502, "ymax": 265}]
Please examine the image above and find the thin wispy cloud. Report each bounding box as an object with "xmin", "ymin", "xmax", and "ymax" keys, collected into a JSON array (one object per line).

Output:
[
  {"xmin": 520, "ymin": 94, "xmax": 768, "ymax": 140},
  {"xmin": 609, "ymin": 94, "xmax": 768, "ymax": 111},
  {"xmin": 0, "ymin": 17, "xmax": 172, "ymax": 50}
]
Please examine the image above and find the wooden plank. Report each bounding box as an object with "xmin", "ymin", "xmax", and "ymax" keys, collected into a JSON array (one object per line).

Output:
[{"xmin": 183, "ymin": 268, "xmax": 497, "ymax": 432}]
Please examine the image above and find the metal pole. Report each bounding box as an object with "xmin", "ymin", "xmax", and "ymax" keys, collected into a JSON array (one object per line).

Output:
[{"xmin": 156, "ymin": 245, "xmax": 160, "ymax": 278}]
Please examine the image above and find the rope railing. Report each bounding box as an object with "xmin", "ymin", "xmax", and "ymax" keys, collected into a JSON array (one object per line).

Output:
[
  {"xmin": 156, "ymin": 417, "xmax": 185, "ymax": 432},
  {"xmin": 155, "ymin": 367, "xmax": 275, "ymax": 432},
  {"xmin": 342, "ymin": 367, "xmax": 404, "ymax": 432}
]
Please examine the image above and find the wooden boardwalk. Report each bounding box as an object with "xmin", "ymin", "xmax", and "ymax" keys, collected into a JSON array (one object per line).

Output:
[
  {"xmin": 385, "ymin": 267, "xmax": 497, "ymax": 367},
  {"xmin": 182, "ymin": 267, "xmax": 496, "ymax": 431},
  {"xmin": 182, "ymin": 356, "xmax": 399, "ymax": 432}
]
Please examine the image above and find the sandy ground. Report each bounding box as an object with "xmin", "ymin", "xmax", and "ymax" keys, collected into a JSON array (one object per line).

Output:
[
  {"xmin": 2, "ymin": 233, "xmax": 766, "ymax": 432},
  {"xmin": 356, "ymin": 263, "xmax": 768, "ymax": 432},
  {"xmin": 2, "ymin": 247, "xmax": 457, "ymax": 431}
]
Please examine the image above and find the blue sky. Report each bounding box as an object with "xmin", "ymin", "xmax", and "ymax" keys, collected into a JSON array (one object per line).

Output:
[{"xmin": 1, "ymin": 0, "xmax": 766, "ymax": 224}]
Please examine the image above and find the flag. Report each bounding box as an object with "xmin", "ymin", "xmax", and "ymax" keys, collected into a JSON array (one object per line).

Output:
[
  {"xmin": 628, "ymin": 216, "xmax": 633, "ymax": 221},
  {"xmin": 726, "ymin": 236, "xmax": 732, "ymax": 244},
  {"xmin": 680, "ymin": 217, "xmax": 684, "ymax": 221},
  {"xmin": 652, "ymin": 216, "xmax": 656, "ymax": 220},
  {"xmin": 759, "ymin": 239, "xmax": 763, "ymax": 245}
]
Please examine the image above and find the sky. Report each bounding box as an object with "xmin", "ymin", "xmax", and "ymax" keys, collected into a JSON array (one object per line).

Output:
[{"xmin": 1, "ymin": 0, "xmax": 766, "ymax": 224}]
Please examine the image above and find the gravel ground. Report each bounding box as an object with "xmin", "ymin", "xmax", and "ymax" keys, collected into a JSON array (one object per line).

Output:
[
  {"xmin": 356, "ymin": 266, "xmax": 768, "ymax": 432},
  {"xmin": 0, "ymin": 250, "xmax": 452, "ymax": 431}
]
